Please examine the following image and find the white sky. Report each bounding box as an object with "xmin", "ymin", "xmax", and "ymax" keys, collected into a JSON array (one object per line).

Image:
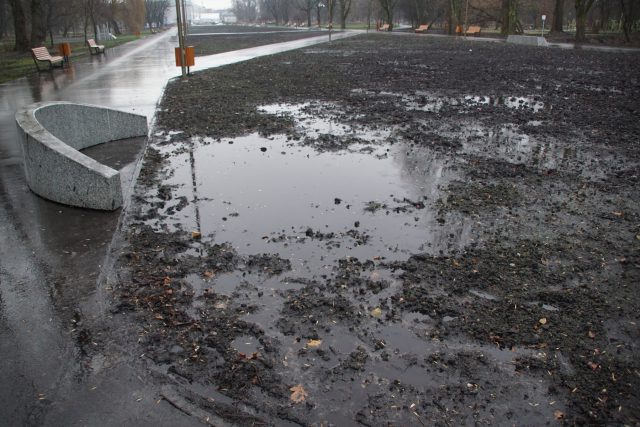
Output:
[{"xmin": 194, "ymin": 0, "xmax": 233, "ymax": 11}]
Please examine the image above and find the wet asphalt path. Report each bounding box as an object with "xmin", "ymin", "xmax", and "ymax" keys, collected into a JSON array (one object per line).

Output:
[{"xmin": 0, "ymin": 28, "xmax": 356, "ymax": 426}]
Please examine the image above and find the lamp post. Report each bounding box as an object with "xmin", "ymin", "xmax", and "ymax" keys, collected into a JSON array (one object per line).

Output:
[
  {"xmin": 328, "ymin": 0, "xmax": 334, "ymax": 42},
  {"xmin": 464, "ymin": 0, "xmax": 469, "ymax": 36},
  {"xmin": 175, "ymin": 0, "xmax": 186, "ymax": 77},
  {"xmin": 541, "ymin": 14, "xmax": 546, "ymax": 37}
]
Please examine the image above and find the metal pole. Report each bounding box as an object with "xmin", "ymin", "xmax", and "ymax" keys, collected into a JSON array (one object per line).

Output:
[
  {"xmin": 175, "ymin": 0, "xmax": 186, "ymax": 77},
  {"xmin": 182, "ymin": 0, "xmax": 189, "ymax": 36},
  {"xmin": 329, "ymin": 0, "xmax": 332, "ymax": 42},
  {"xmin": 464, "ymin": 0, "xmax": 469, "ymax": 36}
]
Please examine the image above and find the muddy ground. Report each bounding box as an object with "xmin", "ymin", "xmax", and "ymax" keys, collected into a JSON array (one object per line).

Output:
[
  {"xmin": 107, "ymin": 34, "xmax": 639, "ymax": 425},
  {"xmin": 187, "ymin": 25, "xmax": 328, "ymax": 56}
]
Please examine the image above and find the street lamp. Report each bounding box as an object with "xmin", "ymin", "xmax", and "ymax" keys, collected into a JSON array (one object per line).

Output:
[
  {"xmin": 175, "ymin": 0, "xmax": 186, "ymax": 77},
  {"xmin": 541, "ymin": 14, "xmax": 546, "ymax": 37}
]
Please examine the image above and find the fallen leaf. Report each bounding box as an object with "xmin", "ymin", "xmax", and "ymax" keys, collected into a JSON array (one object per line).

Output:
[
  {"xmin": 371, "ymin": 307, "xmax": 382, "ymax": 318},
  {"xmin": 587, "ymin": 361, "xmax": 600, "ymax": 370},
  {"xmin": 191, "ymin": 231, "xmax": 202, "ymax": 239},
  {"xmin": 588, "ymin": 330, "xmax": 596, "ymax": 339},
  {"xmin": 539, "ymin": 318, "xmax": 547, "ymax": 325},
  {"xmin": 611, "ymin": 211, "xmax": 623, "ymax": 217},
  {"xmin": 554, "ymin": 410, "xmax": 565, "ymax": 420},
  {"xmin": 306, "ymin": 339, "xmax": 322, "ymax": 348},
  {"xmin": 290, "ymin": 384, "xmax": 307, "ymax": 403},
  {"xmin": 203, "ymin": 271, "xmax": 214, "ymax": 278},
  {"xmin": 163, "ymin": 276, "xmax": 171, "ymax": 285}
]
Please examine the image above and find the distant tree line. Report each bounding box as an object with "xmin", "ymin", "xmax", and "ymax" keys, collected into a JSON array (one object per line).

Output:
[
  {"xmin": 0, "ymin": 0, "xmax": 171, "ymax": 51},
  {"xmin": 233, "ymin": 0, "xmax": 639, "ymax": 41}
]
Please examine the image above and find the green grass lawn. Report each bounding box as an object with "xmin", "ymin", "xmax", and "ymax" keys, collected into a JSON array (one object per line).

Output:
[{"xmin": 0, "ymin": 31, "xmax": 156, "ymax": 84}]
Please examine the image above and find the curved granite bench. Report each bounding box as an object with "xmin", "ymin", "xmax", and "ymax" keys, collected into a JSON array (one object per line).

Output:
[{"xmin": 16, "ymin": 102, "xmax": 148, "ymax": 210}]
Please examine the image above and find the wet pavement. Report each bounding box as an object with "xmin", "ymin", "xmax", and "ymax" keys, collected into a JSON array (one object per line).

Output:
[{"xmin": 0, "ymin": 28, "xmax": 356, "ymax": 425}]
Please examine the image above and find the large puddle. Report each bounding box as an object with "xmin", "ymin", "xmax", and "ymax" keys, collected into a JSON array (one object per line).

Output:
[{"xmin": 142, "ymin": 95, "xmax": 590, "ymax": 423}]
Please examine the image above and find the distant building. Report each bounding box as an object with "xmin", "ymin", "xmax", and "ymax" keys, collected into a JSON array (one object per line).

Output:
[
  {"xmin": 220, "ymin": 11, "xmax": 238, "ymax": 24},
  {"xmin": 166, "ymin": 0, "xmax": 201, "ymax": 25}
]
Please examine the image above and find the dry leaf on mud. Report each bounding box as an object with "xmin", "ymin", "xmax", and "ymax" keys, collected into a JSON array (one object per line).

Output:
[
  {"xmin": 539, "ymin": 318, "xmax": 547, "ymax": 325},
  {"xmin": 371, "ymin": 307, "xmax": 382, "ymax": 318},
  {"xmin": 588, "ymin": 330, "xmax": 596, "ymax": 339},
  {"xmin": 203, "ymin": 271, "xmax": 214, "ymax": 278},
  {"xmin": 289, "ymin": 384, "xmax": 307, "ymax": 403},
  {"xmin": 554, "ymin": 410, "xmax": 565, "ymax": 420},
  {"xmin": 306, "ymin": 339, "xmax": 322, "ymax": 348},
  {"xmin": 587, "ymin": 361, "xmax": 600, "ymax": 370},
  {"xmin": 191, "ymin": 231, "xmax": 202, "ymax": 239}
]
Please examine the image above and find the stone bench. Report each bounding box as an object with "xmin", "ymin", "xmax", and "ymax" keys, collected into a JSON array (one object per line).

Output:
[
  {"xmin": 15, "ymin": 102, "xmax": 148, "ymax": 210},
  {"xmin": 506, "ymin": 35, "xmax": 549, "ymax": 47}
]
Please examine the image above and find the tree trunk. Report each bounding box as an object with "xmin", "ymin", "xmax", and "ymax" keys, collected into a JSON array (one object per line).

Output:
[
  {"xmin": 575, "ymin": 0, "xmax": 595, "ymax": 42},
  {"xmin": 8, "ymin": 0, "xmax": 30, "ymax": 50},
  {"xmin": 30, "ymin": 0, "xmax": 48, "ymax": 47},
  {"xmin": 619, "ymin": 0, "xmax": 637, "ymax": 43},
  {"xmin": 339, "ymin": 0, "xmax": 351, "ymax": 29},
  {"xmin": 377, "ymin": 0, "xmax": 397, "ymax": 28},
  {"xmin": 447, "ymin": 0, "xmax": 453, "ymax": 34},
  {"xmin": 552, "ymin": 0, "xmax": 563, "ymax": 32}
]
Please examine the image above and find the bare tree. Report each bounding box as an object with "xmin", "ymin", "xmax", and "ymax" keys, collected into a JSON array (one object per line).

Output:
[
  {"xmin": 30, "ymin": 0, "xmax": 49, "ymax": 46},
  {"xmin": 551, "ymin": 0, "xmax": 563, "ymax": 31},
  {"xmin": 260, "ymin": 0, "xmax": 291, "ymax": 24},
  {"xmin": 145, "ymin": 0, "xmax": 170, "ymax": 29},
  {"xmin": 7, "ymin": 0, "xmax": 29, "ymax": 50},
  {"xmin": 619, "ymin": 0, "xmax": 638, "ymax": 42},
  {"xmin": 500, "ymin": 0, "xmax": 521, "ymax": 35},
  {"xmin": 233, "ymin": 0, "xmax": 257, "ymax": 22},
  {"xmin": 297, "ymin": 0, "xmax": 316, "ymax": 26},
  {"xmin": 124, "ymin": 0, "xmax": 145, "ymax": 33},
  {"xmin": 377, "ymin": 0, "xmax": 399, "ymax": 28},
  {"xmin": 337, "ymin": 0, "xmax": 351, "ymax": 28},
  {"xmin": 0, "ymin": 0, "xmax": 11, "ymax": 37},
  {"xmin": 575, "ymin": 0, "xmax": 594, "ymax": 41}
]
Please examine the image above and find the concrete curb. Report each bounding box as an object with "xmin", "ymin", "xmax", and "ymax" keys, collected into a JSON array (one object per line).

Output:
[{"xmin": 15, "ymin": 102, "xmax": 148, "ymax": 211}]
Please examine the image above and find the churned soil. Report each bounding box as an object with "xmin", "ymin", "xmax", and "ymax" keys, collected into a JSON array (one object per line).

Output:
[
  {"xmin": 111, "ymin": 33, "xmax": 640, "ymax": 425},
  {"xmin": 186, "ymin": 25, "xmax": 328, "ymax": 56}
]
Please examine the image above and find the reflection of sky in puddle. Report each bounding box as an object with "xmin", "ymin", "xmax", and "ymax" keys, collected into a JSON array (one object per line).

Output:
[
  {"xmin": 192, "ymin": 133, "xmax": 466, "ymax": 267},
  {"xmin": 430, "ymin": 120, "xmax": 611, "ymax": 178},
  {"xmin": 352, "ymin": 89, "xmax": 545, "ymax": 113},
  {"xmin": 258, "ymin": 102, "xmax": 393, "ymax": 142},
  {"xmin": 231, "ymin": 335, "xmax": 262, "ymax": 354}
]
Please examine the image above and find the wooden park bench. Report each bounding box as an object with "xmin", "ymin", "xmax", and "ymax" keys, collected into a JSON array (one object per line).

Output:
[
  {"xmin": 31, "ymin": 47, "xmax": 64, "ymax": 71},
  {"xmin": 378, "ymin": 23, "xmax": 390, "ymax": 31},
  {"xmin": 87, "ymin": 38, "xmax": 105, "ymax": 55},
  {"xmin": 465, "ymin": 25, "xmax": 482, "ymax": 35},
  {"xmin": 415, "ymin": 24, "xmax": 430, "ymax": 33}
]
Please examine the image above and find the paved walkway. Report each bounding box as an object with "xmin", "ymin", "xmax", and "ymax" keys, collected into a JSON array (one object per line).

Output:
[{"xmin": 0, "ymin": 28, "xmax": 356, "ymax": 426}]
